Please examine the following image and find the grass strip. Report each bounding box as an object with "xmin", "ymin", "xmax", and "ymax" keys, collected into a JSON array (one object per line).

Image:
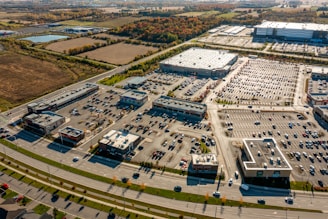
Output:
[{"xmin": 33, "ymin": 203, "xmax": 50, "ymax": 215}]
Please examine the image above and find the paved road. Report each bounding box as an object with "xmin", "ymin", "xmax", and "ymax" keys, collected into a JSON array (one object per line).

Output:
[
  {"xmin": 2, "ymin": 140, "xmax": 328, "ymax": 216},
  {"xmin": 1, "ymin": 160, "xmax": 327, "ymax": 219}
]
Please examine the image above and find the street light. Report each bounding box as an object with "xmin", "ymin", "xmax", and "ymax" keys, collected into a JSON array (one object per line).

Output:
[{"xmin": 217, "ymin": 165, "xmax": 224, "ymax": 191}]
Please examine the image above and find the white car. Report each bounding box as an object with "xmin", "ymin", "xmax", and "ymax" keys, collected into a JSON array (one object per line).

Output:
[
  {"xmin": 285, "ymin": 197, "xmax": 293, "ymax": 204},
  {"xmin": 213, "ymin": 191, "xmax": 221, "ymax": 197},
  {"xmin": 228, "ymin": 178, "xmax": 233, "ymax": 186}
]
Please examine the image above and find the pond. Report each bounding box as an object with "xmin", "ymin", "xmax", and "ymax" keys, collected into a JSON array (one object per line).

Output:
[{"xmin": 21, "ymin": 35, "xmax": 68, "ymax": 43}]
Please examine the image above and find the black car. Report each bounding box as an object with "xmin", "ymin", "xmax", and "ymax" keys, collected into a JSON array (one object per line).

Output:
[
  {"xmin": 174, "ymin": 186, "xmax": 182, "ymax": 192},
  {"xmin": 257, "ymin": 199, "xmax": 266, "ymax": 205},
  {"xmin": 318, "ymin": 180, "xmax": 324, "ymax": 187},
  {"xmin": 122, "ymin": 177, "xmax": 129, "ymax": 183}
]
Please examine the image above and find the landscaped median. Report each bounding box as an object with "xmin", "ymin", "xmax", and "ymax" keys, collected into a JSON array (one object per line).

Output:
[{"xmin": 0, "ymin": 139, "xmax": 323, "ymax": 217}]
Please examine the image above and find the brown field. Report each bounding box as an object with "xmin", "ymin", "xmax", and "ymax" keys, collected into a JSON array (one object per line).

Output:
[
  {"xmin": 96, "ymin": 16, "xmax": 146, "ymax": 28},
  {"xmin": 46, "ymin": 37, "xmax": 106, "ymax": 53},
  {"xmin": 0, "ymin": 52, "xmax": 72, "ymax": 105},
  {"xmin": 78, "ymin": 43, "xmax": 158, "ymax": 65},
  {"xmin": 93, "ymin": 33, "xmax": 129, "ymax": 40}
]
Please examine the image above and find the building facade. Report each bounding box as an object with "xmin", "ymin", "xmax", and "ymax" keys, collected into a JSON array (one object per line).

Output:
[
  {"xmin": 119, "ymin": 90, "xmax": 148, "ymax": 107},
  {"xmin": 98, "ymin": 130, "xmax": 141, "ymax": 159},
  {"xmin": 190, "ymin": 154, "xmax": 218, "ymax": 174},
  {"xmin": 58, "ymin": 126, "xmax": 85, "ymax": 143},
  {"xmin": 23, "ymin": 111, "xmax": 65, "ymax": 135},
  {"xmin": 238, "ymin": 138, "xmax": 292, "ymax": 185},
  {"xmin": 254, "ymin": 21, "xmax": 328, "ymax": 42},
  {"xmin": 307, "ymin": 67, "xmax": 328, "ymax": 106},
  {"xmin": 152, "ymin": 96, "xmax": 207, "ymax": 119},
  {"xmin": 27, "ymin": 83, "xmax": 99, "ymax": 114}
]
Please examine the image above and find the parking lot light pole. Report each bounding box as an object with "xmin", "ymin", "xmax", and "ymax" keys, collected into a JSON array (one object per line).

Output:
[{"xmin": 217, "ymin": 165, "xmax": 223, "ymax": 191}]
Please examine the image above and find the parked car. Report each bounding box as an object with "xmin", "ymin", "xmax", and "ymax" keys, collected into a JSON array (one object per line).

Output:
[
  {"xmin": 213, "ymin": 191, "xmax": 221, "ymax": 198},
  {"xmin": 174, "ymin": 186, "xmax": 182, "ymax": 192},
  {"xmin": 257, "ymin": 199, "xmax": 266, "ymax": 204}
]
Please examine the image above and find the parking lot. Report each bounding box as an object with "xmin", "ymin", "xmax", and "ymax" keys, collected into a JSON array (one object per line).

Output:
[
  {"xmin": 55, "ymin": 86, "xmax": 131, "ymax": 145},
  {"xmin": 50, "ymin": 72, "xmax": 217, "ymax": 170},
  {"xmin": 199, "ymin": 35, "xmax": 265, "ymax": 49},
  {"xmin": 216, "ymin": 59, "xmax": 300, "ymax": 106},
  {"xmin": 271, "ymin": 42, "xmax": 328, "ymax": 57},
  {"xmin": 219, "ymin": 109, "xmax": 328, "ymax": 187},
  {"xmin": 121, "ymin": 110, "xmax": 215, "ymax": 169}
]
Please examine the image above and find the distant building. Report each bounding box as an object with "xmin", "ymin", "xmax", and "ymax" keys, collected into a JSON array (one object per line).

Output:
[
  {"xmin": 48, "ymin": 23, "xmax": 62, "ymax": 28},
  {"xmin": 27, "ymin": 83, "xmax": 99, "ymax": 114},
  {"xmin": 0, "ymin": 30, "xmax": 15, "ymax": 36},
  {"xmin": 190, "ymin": 153, "xmax": 218, "ymax": 174},
  {"xmin": 64, "ymin": 26, "xmax": 107, "ymax": 34},
  {"xmin": 98, "ymin": 130, "xmax": 141, "ymax": 159},
  {"xmin": 119, "ymin": 90, "xmax": 148, "ymax": 107},
  {"xmin": 238, "ymin": 138, "xmax": 292, "ymax": 185},
  {"xmin": 23, "ymin": 111, "xmax": 65, "ymax": 135},
  {"xmin": 307, "ymin": 67, "xmax": 328, "ymax": 106},
  {"xmin": 159, "ymin": 47, "xmax": 238, "ymax": 78},
  {"xmin": 126, "ymin": 77, "xmax": 147, "ymax": 89},
  {"xmin": 254, "ymin": 21, "xmax": 328, "ymax": 43},
  {"xmin": 64, "ymin": 26, "xmax": 94, "ymax": 34},
  {"xmin": 58, "ymin": 126, "xmax": 84, "ymax": 143},
  {"xmin": 152, "ymin": 96, "xmax": 207, "ymax": 119},
  {"xmin": 314, "ymin": 105, "xmax": 328, "ymax": 130}
]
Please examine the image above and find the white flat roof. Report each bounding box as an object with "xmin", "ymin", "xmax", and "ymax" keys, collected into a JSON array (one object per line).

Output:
[
  {"xmin": 242, "ymin": 138, "xmax": 292, "ymax": 171},
  {"xmin": 192, "ymin": 153, "xmax": 218, "ymax": 166},
  {"xmin": 99, "ymin": 130, "xmax": 139, "ymax": 150},
  {"xmin": 255, "ymin": 21, "xmax": 328, "ymax": 31},
  {"xmin": 160, "ymin": 47, "xmax": 237, "ymax": 71}
]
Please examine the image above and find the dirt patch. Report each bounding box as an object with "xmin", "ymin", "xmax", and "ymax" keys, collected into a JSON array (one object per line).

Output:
[
  {"xmin": 0, "ymin": 52, "xmax": 72, "ymax": 104},
  {"xmin": 78, "ymin": 42, "xmax": 157, "ymax": 65},
  {"xmin": 46, "ymin": 37, "xmax": 106, "ymax": 53}
]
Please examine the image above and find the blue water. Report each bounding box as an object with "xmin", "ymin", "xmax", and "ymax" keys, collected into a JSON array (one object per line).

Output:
[{"xmin": 21, "ymin": 35, "xmax": 68, "ymax": 43}]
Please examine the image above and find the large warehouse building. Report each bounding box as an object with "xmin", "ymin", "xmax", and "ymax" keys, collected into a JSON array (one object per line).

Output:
[
  {"xmin": 254, "ymin": 21, "xmax": 328, "ymax": 42},
  {"xmin": 159, "ymin": 48, "xmax": 238, "ymax": 78}
]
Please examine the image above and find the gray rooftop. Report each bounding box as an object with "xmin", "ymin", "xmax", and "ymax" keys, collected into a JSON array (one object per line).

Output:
[
  {"xmin": 242, "ymin": 138, "xmax": 292, "ymax": 170},
  {"xmin": 127, "ymin": 77, "xmax": 147, "ymax": 85},
  {"xmin": 59, "ymin": 126, "xmax": 84, "ymax": 138},
  {"xmin": 28, "ymin": 83, "xmax": 98, "ymax": 111},
  {"xmin": 160, "ymin": 47, "xmax": 237, "ymax": 71},
  {"xmin": 24, "ymin": 112, "xmax": 64, "ymax": 127},
  {"xmin": 121, "ymin": 90, "xmax": 147, "ymax": 100},
  {"xmin": 153, "ymin": 96, "xmax": 207, "ymax": 114}
]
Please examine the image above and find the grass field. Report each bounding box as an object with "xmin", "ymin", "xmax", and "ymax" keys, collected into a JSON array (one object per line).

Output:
[
  {"xmin": 217, "ymin": 12, "xmax": 239, "ymax": 19},
  {"xmin": 60, "ymin": 16, "xmax": 146, "ymax": 28},
  {"xmin": 93, "ymin": 33, "xmax": 129, "ymax": 40},
  {"xmin": 46, "ymin": 37, "xmax": 106, "ymax": 53},
  {"xmin": 0, "ymin": 52, "xmax": 71, "ymax": 105},
  {"xmin": 176, "ymin": 11, "xmax": 220, "ymax": 17},
  {"xmin": 79, "ymin": 42, "xmax": 158, "ymax": 65}
]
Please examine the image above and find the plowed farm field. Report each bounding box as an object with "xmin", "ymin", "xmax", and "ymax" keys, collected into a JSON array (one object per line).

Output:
[
  {"xmin": 46, "ymin": 37, "xmax": 106, "ymax": 53},
  {"xmin": 78, "ymin": 42, "xmax": 158, "ymax": 65}
]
